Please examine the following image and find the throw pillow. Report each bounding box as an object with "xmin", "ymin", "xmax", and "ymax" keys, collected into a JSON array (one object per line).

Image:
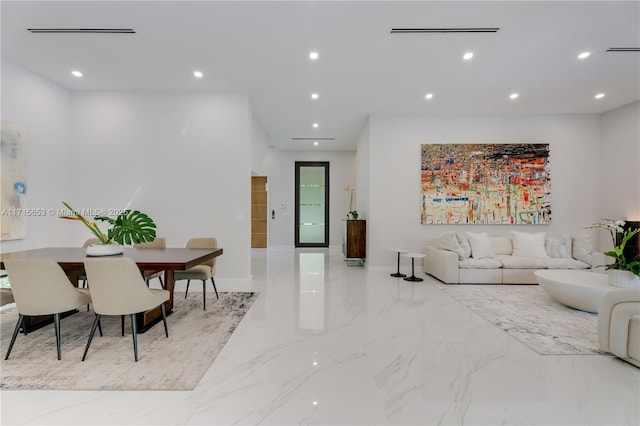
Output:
[
  {"xmin": 436, "ymin": 232, "xmax": 465, "ymax": 260},
  {"xmin": 572, "ymin": 230, "xmax": 593, "ymax": 265},
  {"xmin": 455, "ymin": 233, "xmax": 472, "ymax": 259},
  {"xmin": 465, "ymin": 232, "xmax": 495, "ymax": 259},
  {"xmin": 511, "ymin": 231, "xmax": 548, "ymax": 258},
  {"xmin": 545, "ymin": 234, "xmax": 572, "ymax": 258}
]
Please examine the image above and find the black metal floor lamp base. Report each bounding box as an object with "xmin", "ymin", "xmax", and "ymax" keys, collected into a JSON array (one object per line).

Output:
[{"xmin": 390, "ymin": 252, "xmax": 406, "ymax": 278}]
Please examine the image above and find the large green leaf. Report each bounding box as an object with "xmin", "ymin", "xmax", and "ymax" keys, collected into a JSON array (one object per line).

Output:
[{"xmin": 97, "ymin": 210, "xmax": 156, "ymax": 245}]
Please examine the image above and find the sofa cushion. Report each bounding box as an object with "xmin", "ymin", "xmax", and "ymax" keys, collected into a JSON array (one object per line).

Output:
[
  {"xmin": 435, "ymin": 232, "xmax": 466, "ymax": 260},
  {"xmin": 546, "ymin": 258, "xmax": 591, "ymax": 269},
  {"xmin": 491, "ymin": 237, "xmax": 513, "ymax": 255},
  {"xmin": 545, "ymin": 234, "xmax": 572, "ymax": 258},
  {"xmin": 495, "ymin": 255, "xmax": 548, "ymax": 269},
  {"xmin": 466, "ymin": 232, "xmax": 495, "ymax": 259},
  {"xmin": 459, "ymin": 257, "xmax": 502, "ymax": 269},
  {"xmin": 455, "ymin": 233, "xmax": 472, "ymax": 259},
  {"xmin": 511, "ymin": 231, "xmax": 548, "ymax": 258},
  {"xmin": 573, "ymin": 230, "xmax": 593, "ymax": 265}
]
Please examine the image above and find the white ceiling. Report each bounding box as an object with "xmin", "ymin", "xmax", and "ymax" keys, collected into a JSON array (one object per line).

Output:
[{"xmin": 2, "ymin": 1, "xmax": 639, "ymax": 151}]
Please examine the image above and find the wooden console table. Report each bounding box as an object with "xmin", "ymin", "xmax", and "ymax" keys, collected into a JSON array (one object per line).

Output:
[
  {"xmin": 0, "ymin": 246, "xmax": 223, "ymax": 332},
  {"xmin": 342, "ymin": 219, "xmax": 366, "ymax": 260}
]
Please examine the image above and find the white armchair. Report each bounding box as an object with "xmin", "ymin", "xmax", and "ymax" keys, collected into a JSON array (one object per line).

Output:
[{"xmin": 598, "ymin": 287, "xmax": 640, "ymax": 368}]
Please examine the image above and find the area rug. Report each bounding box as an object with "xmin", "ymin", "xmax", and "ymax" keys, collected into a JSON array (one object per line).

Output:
[
  {"xmin": 0, "ymin": 292, "xmax": 256, "ymax": 390},
  {"xmin": 437, "ymin": 284, "xmax": 607, "ymax": 356}
]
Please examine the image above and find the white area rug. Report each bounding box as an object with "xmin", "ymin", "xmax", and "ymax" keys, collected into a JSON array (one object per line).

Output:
[
  {"xmin": 438, "ymin": 284, "xmax": 607, "ymax": 355},
  {"xmin": 0, "ymin": 292, "xmax": 256, "ymax": 390}
]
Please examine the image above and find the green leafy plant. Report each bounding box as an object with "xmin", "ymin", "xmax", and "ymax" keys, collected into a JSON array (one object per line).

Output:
[
  {"xmin": 60, "ymin": 201, "xmax": 156, "ymax": 245},
  {"xmin": 588, "ymin": 219, "xmax": 640, "ymax": 277}
]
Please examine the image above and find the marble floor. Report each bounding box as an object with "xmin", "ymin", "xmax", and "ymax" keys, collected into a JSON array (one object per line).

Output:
[{"xmin": 1, "ymin": 247, "xmax": 639, "ymax": 425}]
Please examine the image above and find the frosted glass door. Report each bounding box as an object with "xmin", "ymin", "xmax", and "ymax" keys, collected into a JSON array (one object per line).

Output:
[{"xmin": 295, "ymin": 162, "xmax": 329, "ymax": 247}]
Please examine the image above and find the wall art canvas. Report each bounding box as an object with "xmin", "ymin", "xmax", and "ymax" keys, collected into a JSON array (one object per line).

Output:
[
  {"xmin": 420, "ymin": 143, "xmax": 550, "ymax": 225},
  {"xmin": 1, "ymin": 120, "xmax": 28, "ymax": 240}
]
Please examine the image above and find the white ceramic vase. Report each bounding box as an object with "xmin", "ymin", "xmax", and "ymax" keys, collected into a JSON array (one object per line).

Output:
[
  {"xmin": 85, "ymin": 243, "xmax": 124, "ymax": 257},
  {"xmin": 607, "ymin": 269, "xmax": 640, "ymax": 288}
]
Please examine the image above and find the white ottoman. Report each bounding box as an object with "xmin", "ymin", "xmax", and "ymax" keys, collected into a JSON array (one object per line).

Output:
[{"xmin": 535, "ymin": 270, "xmax": 613, "ymax": 313}]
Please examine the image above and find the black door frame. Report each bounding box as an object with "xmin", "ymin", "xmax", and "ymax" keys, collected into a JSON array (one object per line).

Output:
[{"xmin": 294, "ymin": 161, "xmax": 330, "ymax": 247}]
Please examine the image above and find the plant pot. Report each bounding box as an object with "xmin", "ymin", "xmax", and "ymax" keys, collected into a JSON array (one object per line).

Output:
[
  {"xmin": 85, "ymin": 243, "xmax": 124, "ymax": 257},
  {"xmin": 607, "ymin": 269, "xmax": 640, "ymax": 288}
]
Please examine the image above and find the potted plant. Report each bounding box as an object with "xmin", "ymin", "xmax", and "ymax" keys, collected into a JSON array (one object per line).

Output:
[
  {"xmin": 60, "ymin": 201, "xmax": 157, "ymax": 256},
  {"xmin": 588, "ymin": 219, "xmax": 640, "ymax": 287}
]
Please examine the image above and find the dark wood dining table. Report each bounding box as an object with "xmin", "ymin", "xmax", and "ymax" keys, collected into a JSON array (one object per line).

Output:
[{"xmin": 0, "ymin": 246, "xmax": 223, "ymax": 332}]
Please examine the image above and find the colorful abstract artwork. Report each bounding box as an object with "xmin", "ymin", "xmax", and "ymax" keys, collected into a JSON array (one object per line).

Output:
[
  {"xmin": 420, "ymin": 143, "xmax": 550, "ymax": 225},
  {"xmin": 1, "ymin": 120, "xmax": 28, "ymax": 240}
]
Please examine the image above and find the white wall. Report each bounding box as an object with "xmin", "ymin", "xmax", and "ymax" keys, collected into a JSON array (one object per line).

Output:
[
  {"xmin": 251, "ymin": 114, "xmax": 270, "ymax": 174},
  {"xmin": 262, "ymin": 148, "xmax": 356, "ymax": 247},
  {"xmin": 365, "ymin": 114, "xmax": 602, "ymax": 268},
  {"xmin": 356, "ymin": 119, "xmax": 370, "ymax": 256},
  {"xmin": 70, "ymin": 91, "xmax": 252, "ymax": 280},
  {"xmin": 0, "ymin": 59, "xmax": 74, "ymax": 252},
  {"xmin": 600, "ymin": 101, "xmax": 640, "ymax": 226}
]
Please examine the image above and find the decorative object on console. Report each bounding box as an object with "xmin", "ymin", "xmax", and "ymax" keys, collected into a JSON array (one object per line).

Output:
[
  {"xmin": 420, "ymin": 143, "xmax": 550, "ymax": 225},
  {"xmin": 587, "ymin": 219, "xmax": 640, "ymax": 287},
  {"xmin": 60, "ymin": 201, "xmax": 157, "ymax": 256},
  {"xmin": 344, "ymin": 184, "xmax": 358, "ymax": 219}
]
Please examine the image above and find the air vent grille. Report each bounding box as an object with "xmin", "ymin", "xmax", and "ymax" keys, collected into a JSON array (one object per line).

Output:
[
  {"xmin": 606, "ymin": 48, "xmax": 640, "ymax": 52},
  {"xmin": 391, "ymin": 28, "xmax": 499, "ymax": 34},
  {"xmin": 27, "ymin": 28, "xmax": 135, "ymax": 34}
]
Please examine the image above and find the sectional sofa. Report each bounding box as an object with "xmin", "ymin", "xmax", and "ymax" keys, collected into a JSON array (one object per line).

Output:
[{"xmin": 424, "ymin": 231, "xmax": 600, "ymax": 284}]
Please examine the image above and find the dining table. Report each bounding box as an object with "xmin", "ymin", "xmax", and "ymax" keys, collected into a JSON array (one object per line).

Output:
[{"xmin": 0, "ymin": 246, "xmax": 223, "ymax": 332}]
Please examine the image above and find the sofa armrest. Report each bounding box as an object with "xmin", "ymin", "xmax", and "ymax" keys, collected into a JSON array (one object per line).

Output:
[
  {"xmin": 424, "ymin": 246, "xmax": 459, "ymax": 284},
  {"xmin": 590, "ymin": 252, "xmax": 610, "ymax": 273},
  {"xmin": 598, "ymin": 288, "xmax": 640, "ymax": 356}
]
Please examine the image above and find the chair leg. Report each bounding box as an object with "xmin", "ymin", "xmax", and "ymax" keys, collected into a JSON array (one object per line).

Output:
[
  {"xmin": 159, "ymin": 276, "xmax": 164, "ymax": 289},
  {"xmin": 5, "ymin": 314, "xmax": 25, "ymax": 360},
  {"xmin": 185, "ymin": 280, "xmax": 191, "ymax": 298},
  {"xmin": 131, "ymin": 314, "xmax": 138, "ymax": 362},
  {"xmin": 54, "ymin": 313, "xmax": 62, "ymax": 360},
  {"xmin": 211, "ymin": 277, "xmax": 219, "ymax": 299},
  {"xmin": 203, "ymin": 280, "xmax": 206, "ymax": 310},
  {"xmin": 121, "ymin": 315, "xmax": 125, "ymax": 336},
  {"xmin": 96, "ymin": 314, "xmax": 103, "ymax": 337},
  {"xmin": 160, "ymin": 303, "xmax": 168, "ymax": 338},
  {"xmin": 82, "ymin": 314, "xmax": 102, "ymax": 361}
]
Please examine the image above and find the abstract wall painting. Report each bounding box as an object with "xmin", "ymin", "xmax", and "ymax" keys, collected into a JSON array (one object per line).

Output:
[
  {"xmin": 420, "ymin": 143, "xmax": 550, "ymax": 225},
  {"xmin": 1, "ymin": 120, "xmax": 28, "ymax": 240}
]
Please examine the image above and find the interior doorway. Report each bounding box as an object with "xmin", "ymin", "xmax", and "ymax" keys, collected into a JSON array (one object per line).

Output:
[
  {"xmin": 295, "ymin": 161, "xmax": 329, "ymax": 247},
  {"xmin": 251, "ymin": 176, "xmax": 268, "ymax": 248}
]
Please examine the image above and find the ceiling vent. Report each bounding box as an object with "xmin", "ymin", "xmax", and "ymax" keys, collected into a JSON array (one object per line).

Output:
[
  {"xmin": 291, "ymin": 138, "xmax": 335, "ymax": 141},
  {"xmin": 606, "ymin": 47, "xmax": 640, "ymax": 52},
  {"xmin": 27, "ymin": 28, "xmax": 135, "ymax": 34},
  {"xmin": 390, "ymin": 28, "xmax": 499, "ymax": 34}
]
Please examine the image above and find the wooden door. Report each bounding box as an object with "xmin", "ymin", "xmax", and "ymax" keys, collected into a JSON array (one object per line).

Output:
[{"xmin": 251, "ymin": 176, "xmax": 268, "ymax": 248}]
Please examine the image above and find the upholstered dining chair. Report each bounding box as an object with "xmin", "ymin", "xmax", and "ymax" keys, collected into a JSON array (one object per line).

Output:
[
  {"xmin": 133, "ymin": 237, "xmax": 166, "ymax": 288},
  {"xmin": 174, "ymin": 237, "xmax": 218, "ymax": 309},
  {"xmin": 82, "ymin": 257, "xmax": 169, "ymax": 362},
  {"xmin": 3, "ymin": 258, "xmax": 93, "ymax": 361},
  {"xmin": 79, "ymin": 238, "xmax": 101, "ymax": 289}
]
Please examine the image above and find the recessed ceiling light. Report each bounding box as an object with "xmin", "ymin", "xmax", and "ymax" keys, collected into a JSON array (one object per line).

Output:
[
  {"xmin": 71, "ymin": 70, "xmax": 83, "ymax": 77},
  {"xmin": 313, "ymin": 141, "xmax": 319, "ymax": 146},
  {"xmin": 509, "ymin": 93, "xmax": 519, "ymax": 99},
  {"xmin": 463, "ymin": 52, "xmax": 474, "ymax": 60},
  {"xmin": 311, "ymin": 93, "xmax": 319, "ymax": 100},
  {"xmin": 425, "ymin": 93, "xmax": 433, "ymax": 99},
  {"xmin": 595, "ymin": 93, "xmax": 605, "ymax": 99},
  {"xmin": 312, "ymin": 123, "xmax": 319, "ymax": 128},
  {"xmin": 309, "ymin": 51, "xmax": 319, "ymax": 60},
  {"xmin": 193, "ymin": 70, "xmax": 203, "ymax": 78},
  {"xmin": 578, "ymin": 51, "xmax": 591, "ymax": 59}
]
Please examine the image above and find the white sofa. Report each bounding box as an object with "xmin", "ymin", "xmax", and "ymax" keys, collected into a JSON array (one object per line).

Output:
[
  {"xmin": 598, "ymin": 288, "xmax": 640, "ymax": 368},
  {"xmin": 424, "ymin": 231, "xmax": 599, "ymax": 284}
]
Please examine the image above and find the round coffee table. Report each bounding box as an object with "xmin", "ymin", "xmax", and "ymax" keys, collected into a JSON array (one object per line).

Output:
[
  {"xmin": 534, "ymin": 270, "xmax": 613, "ymax": 313},
  {"xmin": 390, "ymin": 248, "xmax": 408, "ymax": 278},
  {"xmin": 402, "ymin": 252, "xmax": 425, "ymax": 282}
]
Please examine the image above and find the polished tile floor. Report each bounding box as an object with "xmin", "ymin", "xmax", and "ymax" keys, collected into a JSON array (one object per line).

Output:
[{"xmin": 2, "ymin": 247, "xmax": 639, "ymax": 425}]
